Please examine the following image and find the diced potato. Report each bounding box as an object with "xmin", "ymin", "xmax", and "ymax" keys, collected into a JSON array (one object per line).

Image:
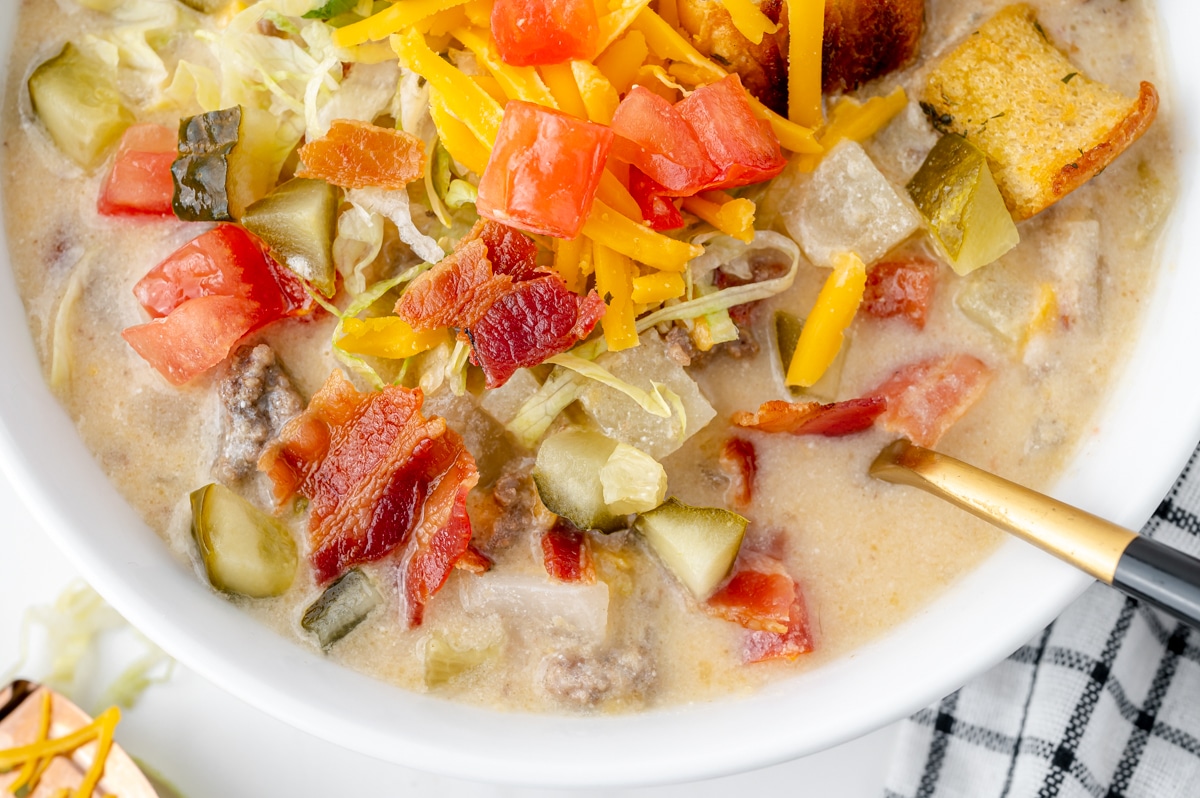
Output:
[
  {"xmin": 635, "ymin": 499, "xmax": 747, "ymax": 599},
  {"xmin": 190, "ymin": 483, "xmax": 297, "ymax": 598},
  {"xmin": 479, "ymin": 368, "xmax": 542, "ymax": 427},
  {"xmin": 1040, "ymin": 218, "xmax": 1100, "ymax": 326},
  {"xmin": 907, "ymin": 134, "xmax": 1020, "ymax": 275},
  {"xmin": 28, "ymin": 43, "xmax": 134, "ymax": 171},
  {"xmin": 533, "ymin": 430, "xmax": 623, "ymax": 532},
  {"xmin": 458, "ymin": 573, "xmax": 610, "ymax": 645},
  {"xmin": 783, "ymin": 141, "xmax": 922, "ymax": 268},
  {"xmin": 578, "ymin": 332, "xmax": 716, "ymax": 459},
  {"xmin": 600, "ymin": 443, "xmax": 668, "ymax": 516},
  {"xmin": 956, "ymin": 259, "xmax": 1057, "ymax": 348}
]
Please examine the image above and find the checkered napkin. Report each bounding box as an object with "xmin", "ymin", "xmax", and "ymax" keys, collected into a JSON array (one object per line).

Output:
[{"xmin": 884, "ymin": 445, "xmax": 1200, "ymax": 798}]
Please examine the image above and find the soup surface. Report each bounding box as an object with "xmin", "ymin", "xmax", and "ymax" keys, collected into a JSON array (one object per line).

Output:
[{"xmin": 1, "ymin": 0, "xmax": 1176, "ymax": 712}]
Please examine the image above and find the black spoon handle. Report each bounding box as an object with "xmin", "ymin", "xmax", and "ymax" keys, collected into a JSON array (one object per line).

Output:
[{"xmin": 1113, "ymin": 536, "xmax": 1200, "ymax": 629}]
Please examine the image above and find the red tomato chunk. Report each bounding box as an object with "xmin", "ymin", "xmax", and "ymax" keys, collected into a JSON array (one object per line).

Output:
[
  {"xmin": 628, "ymin": 167, "xmax": 685, "ymax": 231},
  {"xmin": 260, "ymin": 372, "xmax": 479, "ymax": 626},
  {"xmin": 122, "ymin": 225, "xmax": 311, "ymax": 385},
  {"xmin": 676, "ymin": 76, "xmax": 787, "ymax": 191},
  {"xmin": 862, "ymin": 258, "xmax": 939, "ymax": 329},
  {"xmin": 477, "ymin": 101, "xmax": 613, "ymax": 239},
  {"xmin": 97, "ymin": 123, "xmax": 177, "ymax": 217},
  {"xmin": 872, "ymin": 354, "xmax": 993, "ymax": 447},
  {"xmin": 611, "ymin": 87, "xmax": 719, "ymax": 195},
  {"xmin": 719, "ymin": 437, "xmax": 757, "ymax": 511},
  {"xmin": 491, "ymin": 0, "xmax": 598, "ymax": 66}
]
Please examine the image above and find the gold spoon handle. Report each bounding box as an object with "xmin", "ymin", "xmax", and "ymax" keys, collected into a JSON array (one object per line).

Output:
[
  {"xmin": 871, "ymin": 439, "xmax": 1200, "ymax": 629},
  {"xmin": 870, "ymin": 439, "xmax": 1136, "ymax": 583}
]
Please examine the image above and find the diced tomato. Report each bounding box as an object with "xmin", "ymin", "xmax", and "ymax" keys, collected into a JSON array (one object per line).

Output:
[
  {"xmin": 743, "ymin": 581, "xmax": 814, "ymax": 664},
  {"xmin": 719, "ymin": 437, "xmax": 757, "ymax": 511},
  {"xmin": 260, "ymin": 372, "xmax": 480, "ymax": 627},
  {"xmin": 610, "ymin": 87, "xmax": 720, "ymax": 195},
  {"xmin": 468, "ymin": 275, "xmax": 605, "ymax": 388},
  {"xmin": 628, "ymin": 167, "xmax": 685, "ymax": 231},
  {"xmin": 395, "ymin": 239, "xmax": 514, "ymax": 331},
  {"xmin": 477, "ymin": 101, "xmax": 613, "ymax": 239},
  {"xmin": 454, "ymin": 544, "xmax": 493, "ymax": 574},
  {"xmin": 541, "ymin": 520, "xmax": 596, "ymax": 584},
  {"xmin": 491, "ymin": 0, "xmax": 598, "ymax": 66},
  {"xmin": 98, "ymin": 123, "xmax": 177, "ymax": 217},
  {"xmin": 732, "ymin": 397, "xmax": 887, "ymax": 436},
  {"xmin": 872, "ymin": 354, "xmax": 993, "ymax": 447},
  {"xmin": 121, "ymin": 295, "xmax": 261, "ymax": 387},
  {"xmin": 676, "ymin": 76, "xmax": 787, "ymax": 191},
  {"xmin": 863, "ymin": 258, "xmax": 939, "ymax": 329},
  {"xmin": 707, "ymin": 553, "xmax": 794, "ymax": 634},
  {"xmin": 297, "ymin": 119, "xmax": 425, "ymax": 190},
  {"xmin": 123, "ymin": 225, "xmax": 312, "ymax": 385}
]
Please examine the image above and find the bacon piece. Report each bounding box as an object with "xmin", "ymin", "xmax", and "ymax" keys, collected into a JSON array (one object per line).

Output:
[
  {"xmin": 395, "ymin": 239, "xmax": 514, "ymax": 331},
  {"xmin": 259, "ymin": 372, "xmax": 479, "ymax": 625},
  {"xmin": 862, "ymin": 258, "xmax": 938, "ymax": 329},
  {"xmin": 472, "ymin": 219, "xmax": 540, "ymax": 281},
  {"xmin": 872, "ymin": 354, "xmax": 993, "ymax": 447},
  {"xmin": 719, "ymin": 437, "xmax": 757, "ymax": 511},
  {"xmin": 707, "ymin": 553, "xmax": 793, "ymax": 634},
  {"xmin": 297, "ymin": 119, "xmax": 425, "ymax": 190},
  {"xmin": 454, "ymin": 544, "xmax": 494, "ymax": 574},
  {"xmin": 732, "ymin": 397, "xmax": 887, "ymax": 436},
  {"xmin": 468, "ymin": 276, "xmax": 606, "ymax": 388},
  {"xmin": 743, "ymin": 582, "xmax": 814, "ymax": 664},
  {"xmin": 541, "ymin": 520, "xmax": 596, "ymax": 584}
]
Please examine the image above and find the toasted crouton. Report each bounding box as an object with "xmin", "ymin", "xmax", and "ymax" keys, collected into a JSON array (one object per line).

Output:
[
  {"xmin": 921, "ymin": 4, "xmax": 1159, "ymax": 221},
  {"xmin": 674, "ymin": 0, "xmax": 923, "ymax": 115}
]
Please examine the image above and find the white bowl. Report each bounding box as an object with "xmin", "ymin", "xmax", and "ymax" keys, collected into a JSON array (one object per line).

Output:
[{"xmin": 0, "ymin": 2, "xmax": 1197, "ymax": 788}]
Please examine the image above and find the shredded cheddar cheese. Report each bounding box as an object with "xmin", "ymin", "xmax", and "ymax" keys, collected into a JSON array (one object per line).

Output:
[
  {"xmin": 797, "ymin": 87, "xmax": 908, "ymax": 171},
  {"xmin": 334, "ymin": 0, "xmax": 470, "ymax": 48},
  {"xmin": 429, "ymin": 91, "xmax": 491, "ymax": 174},
  {"xmin": 538, "ymin": 63, "xmax": 590, "ymax": 119},
  {"xmin": 392, "ymin": 29, "xmax": 504, "ymax": 144},
  {"xmin": 583, "ymin": 201, "xmax": 704, "ymax": 272},
  {"xmin": 717, "ymin": 0, "xmax": 781, "ymax": 45},
  {"xmin": 787, "ymin": 0, "xmax": 825, "ymax": 128},
  {"xmin": 681, "ymin": 192, "xmax": 756, "ymax": 243},
  {"xmin": 787, "ymin": 252, "xmax": 867, "ymax": 387},
  {"xmin": 571, "ymin": 61, "xmax": 621, "ymax": 124},
  {"xmin": 452, "ymin": 27, "xmax": 559, "ymax": 107},
  {"xmin": 0, "ymin": 702, "xmax": 122, "ymax": 798},
  {"xmin": 338, "ymin": 317, "xmax": 450, "ymax": 359},
  {"xmin": 594, "ymin": 244, "xmax": 640, "ymax": 351},
  {"xmin": 631, "ymin": 272, "xmax": 686, "ymax": 304},
  {"xmin": 594, "ymin": 31, "xmax": 648, "ymax": 94}
]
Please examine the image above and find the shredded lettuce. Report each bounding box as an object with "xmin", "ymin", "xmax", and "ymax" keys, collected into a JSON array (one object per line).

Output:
[
  {"xmin": 546, "ymin": 353, "xmax": 676, "ymax": 420},
  {"xmin": 333, "ymin": 202, "xmax": 386, "ymax": 296},
  {"xmin": 445, "ymin": 179, "xmax": 478, "ymax": 210},
  {"xmin": 50, "ymin": 256, "xmax": 89, "ymax": 395},
  {"xmin": 310, "ymin": 60, "xmax": 399, "ymax": 139},
  {"xmin": 159, "ymin": 60, "xmax": 221, "ymax": 113},
  {"xmin": 348, "ymin": 187, "xmax": 446, "ymax": 265},
  {"xmin": 445, "ymin": 336, "xmax": 471, "ymax": 397},
  {"xmin": 505, "ymin": 367, "xmax": 587, "ymax": 448},
  {"xmin": 74, "ymin": 0, "xmax": 184, "ymax": 89},
  {"xmin": 303, "ymin": 0, "xmax": 359, "ymax": 19}
]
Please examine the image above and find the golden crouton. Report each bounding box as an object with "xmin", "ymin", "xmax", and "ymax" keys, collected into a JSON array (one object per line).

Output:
[
  {"xmin": 673, "ymin": 0, "xmax": 923, "ymax": 115},
  {"xmin": 921, "ymin": 4, "xmax": 1158, "ymax": 221}
]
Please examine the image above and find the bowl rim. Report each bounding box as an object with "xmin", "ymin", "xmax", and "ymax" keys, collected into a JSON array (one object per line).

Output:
[{"xmin": 0, "ymin": 0, "xmax": 1197, "ymax": 787}]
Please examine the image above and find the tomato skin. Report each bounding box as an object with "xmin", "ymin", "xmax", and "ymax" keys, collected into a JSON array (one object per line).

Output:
[
  {"xmin": 125, "ymin": 225, "xmax": 312, "ymax": 384},
  {"xmin": 491, "ymin": 0, "xmax": 598, "ymax": 66},
  {"xmin": 97, "ymin": 123, "xmax": 177, "ymax": 217},
  {"xmin": 676, "ymin": 75, "xmax": 787, "ymax": 190},
  {"xmin": 477, "ymin": 101, "xmax": 613, "ymax": 239},
  {"xmin": 628, "ymin": 167, "xmax": 685, "ymax": 231},
  {"xmin": 610, "ymin": 87, "xmax": 720, "ymax": 195}
]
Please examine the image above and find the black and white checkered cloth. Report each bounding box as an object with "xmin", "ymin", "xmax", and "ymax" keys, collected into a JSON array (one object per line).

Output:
[{"xmin": 884, "ymin": 445, "xmax": 1200, "ymax": 798}]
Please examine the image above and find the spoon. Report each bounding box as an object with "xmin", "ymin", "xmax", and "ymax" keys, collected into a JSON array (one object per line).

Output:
[{"xmin": 870, "ymin": 438, "xmax": 1200, "ymax": 630}]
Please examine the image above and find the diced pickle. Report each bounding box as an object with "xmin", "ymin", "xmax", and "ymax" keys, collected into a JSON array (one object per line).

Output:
[
  {"xmin": 907, "ymin": 135, "xmax": 1020, "ymax": 275},
  {"xmin": 172, "ymin": 106, "xmax": 276, "ymax": 221},
  {"xmin": 300, "ymin": 568, "xmax": 381, "ymax": 650},
  {"xmin": 773, "ymin": 310, "xmax": 848, "ymax": 402},
  {"xmin": 533, "ymin": 430, "xmax": 623, "ymax": 532},
  {"xmin": 635, "ymin": 499, "xmax": 747, "ymax": 599},
  {"xmin": 242, "ymin": 178, "xmax": 340, "ymax": 297},
  {"xmin": 28, "ymin": 43, "xmax": 134, "ymax": 171},
  {"xmin": 424, "ymin": 636, "xmax": 495, "ymax": 688},
  {"xmin": 190, "ymin": 483, "xmax": 297, "ymax": 598}
]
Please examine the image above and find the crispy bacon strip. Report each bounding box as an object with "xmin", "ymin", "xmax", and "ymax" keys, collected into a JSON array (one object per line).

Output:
[
  {"xmin": 454, "ymin": 544, "xmax": 494, "ymax": 574},
  {"xmin": 719, "ymin": 437, "xmax": 757, "ymax": 511},
  {"xmin": 742, "ymin": 582, "xmax": 814, "ymax": 664},
  {"xmin": 395, "ymin": 239, "xmax": 514, "ymax": 331},
  {"xmin": 472, "ymin": 219, "xmax": 540, "ymax": 281},
  {"xmin": 297, "ymin": 119, "xmax": 425, "ymax": 190},
  {"xmin": 862, "ymin": 258, "xmax": 938, "ymax": 329},
  {"xmin": 732, "ymin": 397, "xmax": 887, "ymax": 436},
  {"xmin": 469, "ymin": 277, "xmax": 606, "ymax": 388},
  {"xmin": 872, "ymin": 354, "xmax": 993, "ymax": 447},
  {"xmin": 541, "ymin": 520, "xmax": 596, "ymax": 584},
  {"xmin": 259, "ymin": 371, "xmax": 479, "ymax": 625}
]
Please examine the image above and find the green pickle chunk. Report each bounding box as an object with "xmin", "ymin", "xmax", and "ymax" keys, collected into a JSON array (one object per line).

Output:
[
  {"xmin": 907, "ymin": 134, "xmax": 1020, "ymax": 275},
  {"xmin": 635, "ymin": 498, "xmax": 747, "ymax": 599},
  {"xmin": 190, "ymin": 483, "xmax": 297, "ymax": 598},
  {"xmin": 242, "ymin": 178, "xmax": 340, "ymax": 297}
]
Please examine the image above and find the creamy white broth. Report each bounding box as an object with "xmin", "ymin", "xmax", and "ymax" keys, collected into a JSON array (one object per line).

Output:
[{"xmin": 1, "ymin": 0, "xmax": 1176, "ymax": 712}]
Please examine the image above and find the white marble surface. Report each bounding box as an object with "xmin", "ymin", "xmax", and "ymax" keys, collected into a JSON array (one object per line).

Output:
[{"xmin": 0, "ymin": 471, "xmax": 902, "ymax": 797}]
